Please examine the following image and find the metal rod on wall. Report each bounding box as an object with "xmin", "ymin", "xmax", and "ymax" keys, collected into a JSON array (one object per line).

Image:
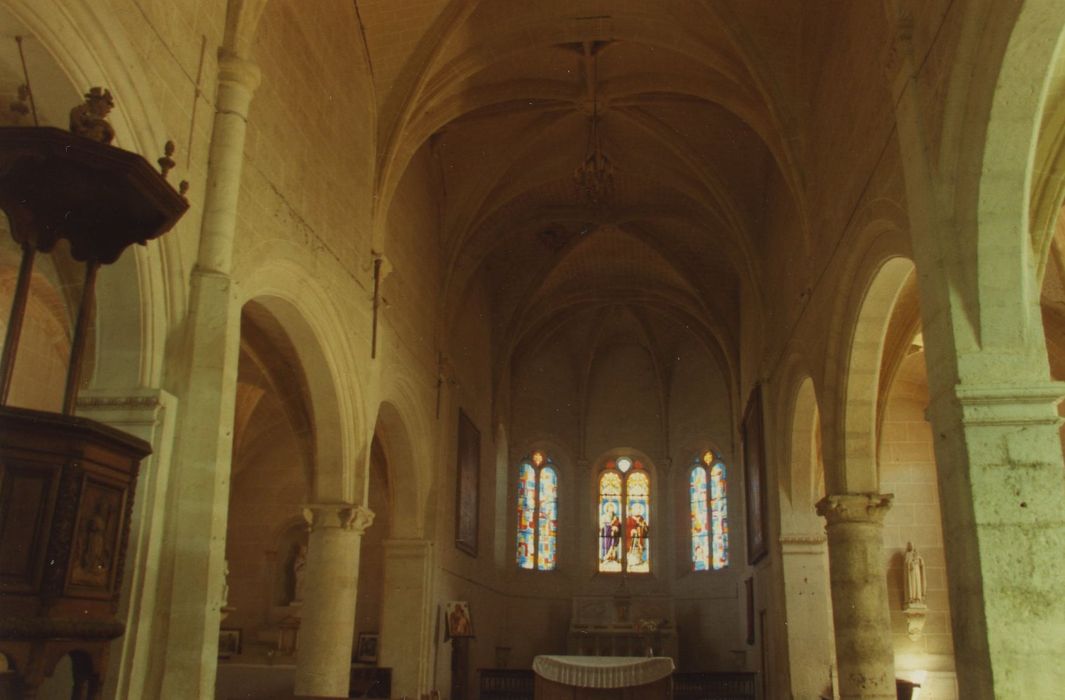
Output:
[
  {"xmin": 0, "ymin": 244, "xmax": 36, "ymax": 405},
  {"xmin": 62, "ymin": 260, "xmax": 99, "ymax": 415},
  {"xmin": 15, "ymin": 36, "xmax": 39, "ymax": 126}
]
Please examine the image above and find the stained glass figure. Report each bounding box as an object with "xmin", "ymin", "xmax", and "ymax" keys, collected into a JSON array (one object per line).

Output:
[
  {"xmin": 710, "ymin": 462, "xmax": 728, "ymax": 570},
  {"xmin": 625, "ymin": 471, "xmax": 650, "ymax": 572},
  {"xmin": 516, "ymin": 454, "xmax": 558, "ymax": 571},
  {"xmin": 598, "ymin": 471, "xmax": 623, "ymax": 573},
  {"xmin": 537, "ymin": 466, "xmax": 558, "ymax": 570},
  {"xmin": 690, "ymin": 466, "xmax": 710, "ymax": 571},
  {"xmin": 516, "ymin": 462, "xmax": 537, "ymax": 569}
]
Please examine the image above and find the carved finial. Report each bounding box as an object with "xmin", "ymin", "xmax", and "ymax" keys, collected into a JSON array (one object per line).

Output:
[
  {"xmin": 158, "ymin": 140, "xmax": 176, "ymax": 178},
  {"xmin": 69, "ymin": 87, "xmax": 116, "ymax": 144},
  {"xmin": 179, "ymin": 180, "xmax": 190, "ymax": 197},
  {"xmin": 9, "ymin": 84, "xmax": 30, "ymax": 119}
]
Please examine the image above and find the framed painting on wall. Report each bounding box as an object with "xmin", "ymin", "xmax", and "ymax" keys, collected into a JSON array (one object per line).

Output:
[
  {"xmin": 743, "ymin": 384, "xmax": 769, "ymax": 565},
  {"xmin": 355, "ymin": 633, "xmax": 379, "ymax": 663},
  {"xmin": 218, "ymin": 628, "xmax": 241, "ymax": 658},
  {"xmin": 444, "ymin": 601, "xmax": 475, "ymax": 639},
  {"xmin": 455, "ymin": 409, "xmax": 480, "ymax": 556}
]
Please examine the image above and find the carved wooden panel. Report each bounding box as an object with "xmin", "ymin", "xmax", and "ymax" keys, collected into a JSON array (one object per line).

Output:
[{"xmin": 0, "ymin": 459, "xmax": 59, "ymax": 592}]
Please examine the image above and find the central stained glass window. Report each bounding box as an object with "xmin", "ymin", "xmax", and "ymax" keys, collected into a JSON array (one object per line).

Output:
[
  {"xmin": 516, "ymin": 451, "xmax": 557, "ymax": 570},
  {"xmin": 598, "ymin": 457, "xmax": 650, "ymax": 573}
]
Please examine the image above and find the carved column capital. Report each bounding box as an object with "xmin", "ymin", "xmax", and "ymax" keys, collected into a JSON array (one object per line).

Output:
[
  {"xmin": 214, "ymin": 53, "xmax": 261, "ymax": 122},
  {"xmin": 816, "ymin": 493, "xmax": 893, "ymax": 525},
  {"xmin": 302, "ymin": 504, "xmax": 375, "ymax": 534}
]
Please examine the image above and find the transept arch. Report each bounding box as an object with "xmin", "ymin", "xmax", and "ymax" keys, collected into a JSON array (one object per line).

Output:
[{"xmin": 370, "ymin": 396, "xmax": 428, "ymax": 539}]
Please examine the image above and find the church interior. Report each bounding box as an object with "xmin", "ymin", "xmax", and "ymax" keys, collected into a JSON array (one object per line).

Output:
[{"xmin": 0, "ymin": 1, "xmax": 1064, "ymax": 699}]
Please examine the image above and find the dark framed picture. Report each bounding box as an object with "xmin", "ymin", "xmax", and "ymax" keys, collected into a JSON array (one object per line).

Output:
[
  {"xmin": 218, "ymin": 628, "xmax": 241, "ymax": 658},
  {"xmin": 355, "ymin": 632, "xmax": 379, "ymax": 664},
  {"xmin": 445, "ymin": 601, "xmax": 474, "ymax": 639},
  {"xmin": 743, "ymin": 384, "xmax": 769, "ymax": 565},
  {"xmin": 455, "ymin": 409, "xmax": 481, "ymax": 556}
]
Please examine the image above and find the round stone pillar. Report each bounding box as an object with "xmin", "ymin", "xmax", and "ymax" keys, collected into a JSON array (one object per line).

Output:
[
  {"xmin": 294, "ymin": 504, "xmax": 374, "ymax": 699},
  {"xmin": 816, "ymin": 493, "xmax": 895, "ymax": 699}
]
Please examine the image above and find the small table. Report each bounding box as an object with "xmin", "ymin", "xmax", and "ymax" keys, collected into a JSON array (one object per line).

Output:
[{"xmin": 532, "ymin": 656, "xmax": 674, "ymax": 700}]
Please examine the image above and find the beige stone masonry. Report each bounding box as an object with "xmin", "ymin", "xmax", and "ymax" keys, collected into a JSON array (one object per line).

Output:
[
  {"xmin": 378, "ymin": 539, "xmax": 435, "ymax": 699},
  {"xmin": 927, "ymin": 381, "xmax": 1065, "ymax": 699},
  {"xmin": 778, "ymin": 532, "xmax": 835, "ymax": 700}
]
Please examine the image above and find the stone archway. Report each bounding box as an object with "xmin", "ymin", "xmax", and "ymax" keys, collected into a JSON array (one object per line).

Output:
[
  {"xmin": 221, "ymin": 299, "xmax": 318, "ymax": 672},
  {"xmin": 840, "ymin": 256, "xmax": 915, "ymax": 493}
]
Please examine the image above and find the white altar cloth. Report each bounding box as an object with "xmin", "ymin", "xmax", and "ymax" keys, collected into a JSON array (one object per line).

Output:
[{"xmin": 532, "ymin": 655, "xmax": 675, "ymax": 689}]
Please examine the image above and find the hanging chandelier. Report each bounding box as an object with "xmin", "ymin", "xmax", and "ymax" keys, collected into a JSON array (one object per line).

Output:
[{"xmin": 574, "ymin": 53, "xmax": 614, "ymax": 208}]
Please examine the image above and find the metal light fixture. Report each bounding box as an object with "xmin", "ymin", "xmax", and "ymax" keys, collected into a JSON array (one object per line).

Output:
[{"xmin": 574, "ymin": 52, "xmax": 614, "ymax": 208}]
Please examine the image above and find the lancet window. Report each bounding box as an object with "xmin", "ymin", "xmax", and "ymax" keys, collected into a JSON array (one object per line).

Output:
[
  {"xmin": 516, "ymin": 451, "xmax": 558, "ymax": 570},
  {"xmin": 690, "ymin": 450, "xmax": 728, "ymax": 571}
]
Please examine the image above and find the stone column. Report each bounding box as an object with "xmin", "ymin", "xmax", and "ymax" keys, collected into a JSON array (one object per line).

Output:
[
  {"xmin": 928, "ymin": 382, "xmax": 1065, "ymax": 699},
  {"xmin": 817, "ymin": 494, "xmax": 895, "ymax": 699},
  {"xmin": 378, "ymin": 539, "xmax": 435, "ymax": 698},
  {"xmin": 294, "ymin": 504, "xmax": 375, "ymax": 699},
  {"xmin": 158, "ymin": 53, "xmax": 261, "ymax": 699},
  {"xmin": 779, "ymin": 534, "xmax": 835, "ymax": 700}
]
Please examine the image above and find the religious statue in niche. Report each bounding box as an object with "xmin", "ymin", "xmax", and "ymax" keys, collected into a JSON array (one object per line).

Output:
[
  {"xmin": 902, "ymin": 542, "xmax": 928, "ymax": 641},
  {"xmin": 904, "ymin": 542, "xmax": 927, "ymax": 605},
  {"xmin": 291, "ymin": 544, "xmax": 308, "ymax": 604},
  {"xmin": 69, "ymin": 87, "xmax": 116, "ymax": 144}
]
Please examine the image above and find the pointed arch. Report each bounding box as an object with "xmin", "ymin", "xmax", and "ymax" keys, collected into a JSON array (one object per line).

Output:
[{"xmin": 839, "ymin": 256, "xmax": 915, "ymax": 493}]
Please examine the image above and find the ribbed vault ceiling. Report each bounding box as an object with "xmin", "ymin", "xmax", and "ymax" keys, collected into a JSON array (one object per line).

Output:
[{"xmin": 366, "ymin": 1, "xmax": 813, "ymax": 391}]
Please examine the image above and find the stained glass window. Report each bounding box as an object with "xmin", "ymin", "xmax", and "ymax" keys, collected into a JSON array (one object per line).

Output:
[
  {"xmin": 537, "ymin": 466, "xmax": 558, "ymax": 570},
  {"xmin": 597, "ymin": 458, "xmax": 650, "ymax": 573},
  {"xmin": 690, "ymin": 451, "xmax": 728, "ymax": 571},
  {"xmin": 515, "ymin": 452, "xmax": 557, "ymax": 570},
  {"xmin": 690, "ymin": 466, "xmax": 710, "ymax": 571}
]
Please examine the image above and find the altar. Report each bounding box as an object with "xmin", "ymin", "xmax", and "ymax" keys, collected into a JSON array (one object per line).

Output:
[
  {"xmin": 532, "ymin": 656, "xmax": 674, "ymax": 700},
  {"xmin": 567, "ymin": 596, "xmax": 677, "ymax": 660}
]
